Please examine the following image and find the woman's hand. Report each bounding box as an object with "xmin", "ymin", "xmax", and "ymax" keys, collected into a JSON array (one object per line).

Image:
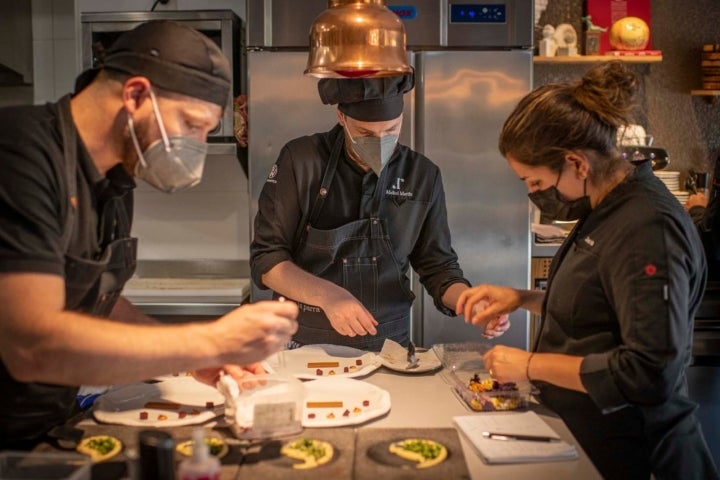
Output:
[{"xmin": 482, "ymin": 345, "xmax": 532, "ymax": 383}]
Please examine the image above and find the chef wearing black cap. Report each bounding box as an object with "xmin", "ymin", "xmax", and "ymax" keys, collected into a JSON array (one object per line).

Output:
[
  {"xmin": 0, "ymin": 20, "xmax": 298, "ymax": 448},
  {"xmin": 251, "ymin": 74, "xmax": 510, "ymax": 351}
]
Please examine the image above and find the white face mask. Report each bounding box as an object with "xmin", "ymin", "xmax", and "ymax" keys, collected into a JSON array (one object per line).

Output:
[
  {"xmin": 128, "ymin": 89, "xmax": 208, "ymax": 193},
  {"xmin": 343, "ymin": 115, "xmax": 398, "ymax": 175}
]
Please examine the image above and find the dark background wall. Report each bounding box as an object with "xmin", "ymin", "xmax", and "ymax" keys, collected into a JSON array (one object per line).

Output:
[{"xmin": 534, "ymin": 0, "xmax": 720, "ymax": 176}]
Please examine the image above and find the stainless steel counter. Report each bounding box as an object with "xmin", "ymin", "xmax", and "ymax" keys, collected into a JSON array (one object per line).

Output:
[{"xmin": 123, "ymin": 260, "xmax": 251, "ymax": 316}]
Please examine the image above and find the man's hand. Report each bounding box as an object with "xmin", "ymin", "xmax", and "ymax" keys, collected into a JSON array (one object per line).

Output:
[
  {"xmin": 213, "ymin": 300, "xmax": 298, "ymax": 366},
  {"xmin": 456, "ymin": 284, "xmax": 522, "ymax": 328},
  {"xmin": 321, "ymin": 290, "xmax": 378, "ymax": 337},
  {"xmin": 685, "ymin": 192, "xmax": 708, "ymax": 212}
]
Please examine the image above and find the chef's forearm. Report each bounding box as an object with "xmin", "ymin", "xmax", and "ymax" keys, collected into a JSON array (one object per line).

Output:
[
  {"xmin": 441, "ymin": 282, "xmax": 470, "ymax": 311},
  {"xmin": 3, "ymin": 310, "xmax": 223, "ymax": 386},
  {"xmin": 517, "ymin": 289, "xmax": 546, "ymax": 315},
  {"xmin": 262, "ymin": 260, "xmax": 347, "ymax": 309}
]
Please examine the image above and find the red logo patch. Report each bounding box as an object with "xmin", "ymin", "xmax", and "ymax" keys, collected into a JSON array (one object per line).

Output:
[{"xmin": 644, "ymin": 264, "xmax": 657, "ymax": 276}]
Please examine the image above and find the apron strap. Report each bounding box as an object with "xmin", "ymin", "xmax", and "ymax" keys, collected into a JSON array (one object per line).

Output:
[
  {"xmin": 292, "ymin": 130, "xmax": 345, "ymax": 253},
  {"xmin": 308, "ymin": 131, "xmax": 344, "ymax": 225},
  {"xmin": 56, "ymin": 95, "xmax": 78, "ymax": 255}
]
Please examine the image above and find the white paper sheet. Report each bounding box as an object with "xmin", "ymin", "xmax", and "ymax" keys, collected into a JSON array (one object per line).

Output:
[{"xmin": 453, "ymin": 411, "xmax": 578, "ymax": 464}]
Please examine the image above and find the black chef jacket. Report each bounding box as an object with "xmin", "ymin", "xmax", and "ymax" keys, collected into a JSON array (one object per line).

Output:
[
  {"xmin": 535, "ymin": 162, "xmax": 718, "ymax": 479},
  {"xmin": 251, "ymin": 124, "xmax": 469, "ymax": 317},
  {"xmin": 0, "ymin": 98, "xmax": 135, "ymax": 447}
]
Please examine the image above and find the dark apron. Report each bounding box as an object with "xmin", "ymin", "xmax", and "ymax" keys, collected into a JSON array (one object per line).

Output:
[
  {"xmin": 0, "ymin": 95, "xmax": 137, "ymax": 447},
  {"xmin": 282, "ymin": 134, "xmax": 415, "ymax": 351}
]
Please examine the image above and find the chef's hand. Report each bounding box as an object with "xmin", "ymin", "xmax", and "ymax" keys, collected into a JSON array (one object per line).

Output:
[
  {"xmin": 457, "ymin": 284, "xmax": 521, "ymax": 331},
  {"xmin": 321, "ymin": 289, "xmax": 378, "ymax": 337},
  {"xmin": 214, "ymin": 300, "xmax": 298, "ymax": 366},
  {"xmin": 685, "ymin": 192, "xmax": 708, "ymax": 212},
  {"xmin": 192, "ymin": 363, "xmax": 266, "ymax": 388},
  {"xmin": 478, "ymin": 308, "xmax": 511, "ymax": 339},
  {"xmin": 483, "ymin": 345, "xmax": 531, "ymax": 383}
]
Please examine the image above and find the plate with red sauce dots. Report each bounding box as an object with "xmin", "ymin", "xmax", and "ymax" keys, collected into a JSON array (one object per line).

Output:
[
  {"xmin": 263, "ymin": 344, "xmax": 382, "ymax": 380},
  {"xmin": 93, "ymin": 376, "xmax": 224, "ymax": 427},
  {"xmin": 301, "ymin": 377, "xmax": 391, "ymax": 427}
]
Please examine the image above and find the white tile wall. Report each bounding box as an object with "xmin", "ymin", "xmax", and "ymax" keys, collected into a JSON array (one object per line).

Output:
[
  {"xmin": 31, "ymin": 39, "xmax": 55, "ymax": 103},
  {"xmin": 31, "ymin": 0, "xmax": 77, "ymax": 103},
  {"xmin": 132, "ymin": 154, "xmax": 250, "ymax": 261}
]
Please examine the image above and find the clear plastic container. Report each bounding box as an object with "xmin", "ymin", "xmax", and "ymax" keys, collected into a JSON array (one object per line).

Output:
[
  {"xmin": 0, "ymin": 452, "xmax": 91, "ymax": 480},
  {"xmin": 433, "ymin": 342, "xmax": 531, "ymax": 412},
  {"xmin": 224, "ymin": 374, "xmax": 305, "ymax": 440}
]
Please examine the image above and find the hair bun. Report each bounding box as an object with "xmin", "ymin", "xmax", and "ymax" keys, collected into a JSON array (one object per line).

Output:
[{"xmin": 573, "ymin": 61, "xmax": 639, "ymax": 128}]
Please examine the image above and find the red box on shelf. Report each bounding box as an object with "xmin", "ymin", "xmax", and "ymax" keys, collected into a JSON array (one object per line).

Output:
[{"xmin": 585, "ymin": 0, "xmax": 652, "ymax": 54}]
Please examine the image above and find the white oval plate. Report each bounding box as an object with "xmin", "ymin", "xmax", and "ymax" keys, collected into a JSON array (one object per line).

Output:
[
  {"xmin": 93, "ymin": 377, "xmax": 224, "ymax": 427},
  {"xmin": 262, "ymin": 344, "xmax": 381, "ymax": 380},
  {"xmin": 301, "ymin": 377, "xmax": 391, "ymax": 427}
]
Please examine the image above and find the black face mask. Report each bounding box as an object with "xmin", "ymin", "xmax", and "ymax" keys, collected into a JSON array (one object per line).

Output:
[{"xmin": 528, "ymin": 167, "xmax": 592, "ymax": 221}]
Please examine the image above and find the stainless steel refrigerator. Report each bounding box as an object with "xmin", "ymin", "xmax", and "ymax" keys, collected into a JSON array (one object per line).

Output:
[{"xmin": 246, "ymin": 0, "xmax": 533, "ymax": 349}]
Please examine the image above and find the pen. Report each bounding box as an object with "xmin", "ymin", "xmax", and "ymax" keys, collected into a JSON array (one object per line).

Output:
[{"xmin": 482, "ymin": 431, "xmax": 562, "ymax": 442}]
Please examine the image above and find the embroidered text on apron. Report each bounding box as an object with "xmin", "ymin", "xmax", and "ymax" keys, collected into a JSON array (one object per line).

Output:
[{"xmin": 283, "ymin": 133, "xmax": 415, "ymax": 351}]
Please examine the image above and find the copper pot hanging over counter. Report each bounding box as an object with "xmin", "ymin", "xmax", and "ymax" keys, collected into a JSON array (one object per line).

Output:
[{"xmin": 305, "ymin": 0, "xmax": 412, "ymax": 78}]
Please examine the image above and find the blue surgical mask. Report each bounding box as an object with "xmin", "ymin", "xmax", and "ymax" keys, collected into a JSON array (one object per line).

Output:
[
  {"xmin": 343, "ymin": 116, "xmax": 398, "ymax": 175},
  {"xmin": 128, "ymin": 89, "xmax": 208, "ymax": 193}
]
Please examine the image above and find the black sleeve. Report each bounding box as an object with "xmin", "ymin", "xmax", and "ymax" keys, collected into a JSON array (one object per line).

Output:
[
  {"xmin": 249, "ymin": 143, "xmax": 306, "ymax": 289},
  {"xmin": 695, "ymin": 198, "xmax": 720, "ymax": 262},
  {"xmin": 409, "ymin": 168, "xmax": 470, "ymax": 316},
  {"xmin": 581, "ymin": 209, "xmax": 700, "ymax": 411},
  {"xmin": 0, "ymin": 111, "xmax": 66, "ymax": 276}
]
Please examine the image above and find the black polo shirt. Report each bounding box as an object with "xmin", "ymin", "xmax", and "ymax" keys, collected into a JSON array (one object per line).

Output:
[
  {"xmin": 0, "ymin": 98, "xmax": 135, "ymax": 278},
  {"xmin": 251, "ymin": 124, "xmax": 469, "ymax": 315}
]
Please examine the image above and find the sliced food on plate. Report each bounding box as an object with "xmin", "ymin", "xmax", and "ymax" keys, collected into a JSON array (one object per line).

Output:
[
  {"xmin": 92, "ymin": 378, "xmax": 224, "ymax": 427},
  {"xmin": 388, "ymin": 438, "xmax": 448, "ymax": 469},
  {"xmin": 76, "ymin": 435, "xmax": 123, "ymax": 462},
  {"xmin": 280, "ymin": 438, "xmax": 334, "ymax": 469},
  {"xmin": 263, "ymin": 344, "xmax": 380, "ymax": 379},
  {"xmin": 301, "ymin": 378, "xmax": 390, "ymax": 427}
]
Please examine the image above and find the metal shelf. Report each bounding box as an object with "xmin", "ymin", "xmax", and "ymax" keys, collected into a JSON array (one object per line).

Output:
[
  {"xmin": 534, "ymin": 55, "xmax": 662, "ymax": 64},
  {"xmin": 691, "ymin": 90, "xmax": 720, "ymax": 103}
]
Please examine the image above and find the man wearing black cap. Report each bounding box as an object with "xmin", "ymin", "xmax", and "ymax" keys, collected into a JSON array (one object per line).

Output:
[
  {"xmin": 251, "ymin": 74, "xmax": 509, "ymax": 351},
  {"xmin": 0, "ymin": 21, "xmax": 298, "ymax": 448}
]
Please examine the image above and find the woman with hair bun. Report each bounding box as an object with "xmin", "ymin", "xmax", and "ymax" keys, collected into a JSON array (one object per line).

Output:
[{"xmin": 457, "ymin": 62, "xmax": 718, "ymax": 479}]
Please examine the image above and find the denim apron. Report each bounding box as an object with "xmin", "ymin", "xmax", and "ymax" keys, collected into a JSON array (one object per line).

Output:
[
  {"xmin": 284, "ymin": 133, "xmax": 415, "ymax": 351},
  {"xmin": 0, "ymin": 95, "xmax": 137, "ymax": 445}
]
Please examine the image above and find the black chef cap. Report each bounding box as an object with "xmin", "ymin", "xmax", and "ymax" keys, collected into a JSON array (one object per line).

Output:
[
  {"xmin": 75, "ymin": 20, "xmax": 231, "ymax": 108},
  {"xmin": 317, "ymin": 73, "xmax": 414, "ymax": 121}
]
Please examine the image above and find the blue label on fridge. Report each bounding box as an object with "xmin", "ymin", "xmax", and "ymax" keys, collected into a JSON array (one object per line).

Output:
[{"xmin": 450, "ymin": 4, "xmax": 507, "ymax": 23}]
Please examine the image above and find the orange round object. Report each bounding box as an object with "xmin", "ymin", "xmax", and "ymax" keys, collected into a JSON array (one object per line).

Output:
[{"xmin": 609, "ymin": 17, "xmax": 650, "ymax": 51}]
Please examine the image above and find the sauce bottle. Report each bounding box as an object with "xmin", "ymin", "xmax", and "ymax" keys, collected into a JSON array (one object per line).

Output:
[{"xmin": 177, "ymin": 428, "xmax": 221, "ymax": 480}]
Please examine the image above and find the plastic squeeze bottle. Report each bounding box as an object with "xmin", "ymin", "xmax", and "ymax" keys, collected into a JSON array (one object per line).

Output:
[{"xmin": 177, "ymin": 429, "xmax": 221, "ymax": 480}]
